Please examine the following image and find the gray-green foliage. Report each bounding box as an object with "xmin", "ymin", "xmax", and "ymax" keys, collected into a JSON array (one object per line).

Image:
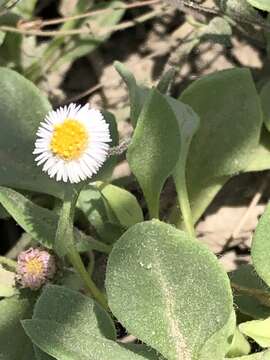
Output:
[
  {"xmin": 127, "ymin": 89, "xmax": 181, "ymax": 218},
  {"xmin": 0, "ymin": 295, "xmax": 35, "ymax": 360},
  {"xmin": 252, "ymin": 203, "xmax": 270, "ymax": 289},
  {"xmin": 106, "ymin": 220, "xmax": 234, "ymax": 360},
  {"xmin": 22, "ymin": 285, "xmax": 145, "ymax": 360},
  {"xmin": 179, "ymin": 68, "xmax": 262, "ymax": 223},
  {"xmin": 0, "ymin": 67, "xmax": 62, "ymax": 197}
]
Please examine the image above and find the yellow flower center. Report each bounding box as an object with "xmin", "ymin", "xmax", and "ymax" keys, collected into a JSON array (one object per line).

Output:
[
  {"xmin": 25, "ymin": 258, "xmax": 43, "ymax": 277},
  {"xmin": 50, "ymin": 119, "xmax": 88, "ymax": 160}
]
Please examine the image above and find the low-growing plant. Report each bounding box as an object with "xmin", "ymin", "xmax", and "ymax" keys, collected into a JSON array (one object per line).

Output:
[{"xmin": 2, "ymin": 1, "xmax": 270, "ymax": 359}]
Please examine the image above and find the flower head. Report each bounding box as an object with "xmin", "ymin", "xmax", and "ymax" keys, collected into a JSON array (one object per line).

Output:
[
  {"xmin": 16, "ymin": 248, "xmax": 56, "ymax": 290},
  {"xmin": 33, "ymin": 103, "xmax": 111, "ymax": 183}
]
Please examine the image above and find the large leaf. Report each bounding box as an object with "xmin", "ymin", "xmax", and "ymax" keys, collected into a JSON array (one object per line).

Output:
[
  {"xmin": 127, "ymin": 89, "xmax": 181, "ymax": 218},
  {"xmin": 0, "ymin": 67, "xmax": 63, "ymax": 197},
  {"xmin": 252, "ymin": 203, "xmax": 270, "ymax": 289},
  {"xmin": 0, "ymin": 295, "xmax": 35, "ymax": 360},
  {"xmin": 106, "ymin": 220, "xmax": 233, "ymax": 360},
  {"xmin": 179, "ymin": 68, "xmax": 262, "ymax": 223}
]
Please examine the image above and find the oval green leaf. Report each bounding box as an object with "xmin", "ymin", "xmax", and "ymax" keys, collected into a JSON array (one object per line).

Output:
[
  {"xmin": 106, "ymin": 220, "xmax": 233, "ymax": 360},
  {"xmin": 127, "ymin": 89, "xmax": 181, "ymax": 218}
]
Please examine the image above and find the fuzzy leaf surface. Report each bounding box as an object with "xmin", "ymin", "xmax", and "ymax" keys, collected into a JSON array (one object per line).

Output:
[{"xmin": 106, "ymin": 220, "xmax": 233, "ymax": 360}]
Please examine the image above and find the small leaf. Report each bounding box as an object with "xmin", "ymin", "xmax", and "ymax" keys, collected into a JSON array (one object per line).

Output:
[
  {"xmin": 226, "ymin": 327, "xmax": 251, "ymax": 358},
  {"xmin": 77, "ymin": 185, "xmax": 124, "ymax": 244},
  {"xmin": 239, "ymin": 317, "xmax": 270, "ymax": 348},
  {"xmin": 127, "ymin": 89, "xmax": 181, "ymax": 218},
  {"xmin": 157, "ymin": 68, "xmax": 176, "ymax": 94},
  {"xmin": 252, "ymin": 203, "xmax": 270, "ymax": 288},
  {"xmin": 106, "ymin": 220, "xmax": 233, "ymax": 360},
  {"xmin": 97, "ymin": 182, "xmax": 143, "ymax": 228},
  {"xmin": 200, "ymin": 17, "xmax": 232, "ymax": 46},
  {"xmin": 114, "ymin": 61, "xmax": 149, "ymax": 126}
]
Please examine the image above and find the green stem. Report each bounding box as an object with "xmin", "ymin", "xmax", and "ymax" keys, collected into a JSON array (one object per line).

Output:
[
  {"xmin": 175, "ymin": 169, "xmax": 195, "ymax": 238},
  {"xmin": 0, "ymin": 256, "xmax": 17, "ymax": 270},
  {"xmin": 77, "ymin": 234, "xmax": 112, "ymax": 254},
  {"xmin": 67, "ymin": 247, "xmax": 109, "ymax": 310},
  {"xmin": 55, "ymin": 186, "xmax": 108, "ymax": 311}
]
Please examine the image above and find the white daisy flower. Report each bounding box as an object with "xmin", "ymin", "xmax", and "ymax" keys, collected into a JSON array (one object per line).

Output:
[{"xmin": 33, "ymin": 103, "xmax": 111, "ymax": 183}]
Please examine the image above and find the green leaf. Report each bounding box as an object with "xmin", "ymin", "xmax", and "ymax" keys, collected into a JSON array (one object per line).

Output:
[
  {"xmin": 114, "ymin": 61, "xmax": 149, "ymax": 126},
  {"xmin": 252, "ymin": 203, "xmax": 270, "ymax": 289},
  {"xmin": 23, "ymin": 286, "xmax": 144, "ymax": 360},
  {"xmin": 97, "ymin": 182, "xmax": 143, "ymax": 228},
  {"xmin": 199, "ymin": 17, "xmax": 232, "ymax": 46},
  {"xmin": 0, "ymin": 265, "xmax": 17, "ymax": 298},
  {"xmin": 199, "ymin": 310, "xmax": 236, "ymax": 360},
  {"xmin": 0, "ymin": 186, "xmax": 104, "ymax": 252},
  {"xmin": 239, "ymin": 317, "xmax": 270, "ymax": 347},
  {"xmin": 127, "ymin": 89, "xmax": 181, "ymax": 218},
  {"xmin": 215, "ymin": 0, "xmax": 263, "ymax": 18},
  {"xmin": 260, "ymin": 81, "xmax": 270, "ymax": 132},
  {"xmin": 157, "ymin": 68, "xmax": 176, "ymax": 94},
  {"xmin": 23, "ymin": 319, "xmax": 146, "ymax": 360},
  {"xmin": 0, "ymin": 186, "xmax": 56, "ymax": 248},
  {"xmin": 106, "ymin": 220, "xmax": 233, "ymax": 360},
  {"xmin": 77, "ymin": 185, "xmax": 124, "ymax": 244},
  {"xmin": 245, "ymin": 0, "xmax": 270, "ymax": 11},
  {"xmin": 179, "ymin": 68, "xmax": 262, "ymax": 223},
  {"xmin": 225, "ymin": 350, "xmax": 270, "ymax": 360},
  {"xmin": 226, "ymin": 327, "xmax": 250, "ymax": 358},
  {"xmin": 14, "ymin": 0, "xmax": 38, "ymax": 18},
  {"xmin": 167, "ymin": 96, "xmax": 199, "ymax": 234},
  {"xmin": 33, "ymin": 285, "xmax": 116, "ymax": 341},
  {"xmin": 0, "ymin": 295, "xmax": 35, "ymax": 360},
  {"xmin": 0, "ymin": 67, "xmax": 63, "ymax": 197},
  {"xmin": 229, "ymin": 264, "xmax": 270, "ymax": 319}
]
